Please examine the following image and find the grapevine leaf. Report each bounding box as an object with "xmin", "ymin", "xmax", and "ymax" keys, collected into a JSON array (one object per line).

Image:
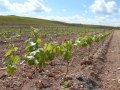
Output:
[
  {"xmin": 6, "ymin": 65, "xmax": 16, "ymax": 75},
  {"xmin": 12, "ymin": 55, "xmax": 20, "ymax": 65},
  {"xmin": 4, "ymin": 47, "xmax": 18, "ymax": 57}
]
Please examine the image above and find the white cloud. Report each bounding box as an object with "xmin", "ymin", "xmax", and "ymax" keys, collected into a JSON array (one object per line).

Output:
[
  {"xmin": 90, "ymin": 0, "xmax": 118, "ymax": 15},
  {"xmin": 0, "ymin": 0, "xmax": 51, "ymax": 13},
  {"xmin": 38, "ymin": 15, "xmax": 120, "ymax": 26}
]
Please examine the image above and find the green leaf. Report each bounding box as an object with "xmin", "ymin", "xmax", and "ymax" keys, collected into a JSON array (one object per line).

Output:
[
  {"xmin": 12, "ymin": 55, "xmax": 20, "ymax": 65},
  {"xmin": 6, "ymin": 65, "xmax": 16, "ymax": 75},
  {"xmin": 4, "ymin": 49, "xmax": 12, "ymax": 57},
  {"xmin": 28, "ymin": 59, "xmax": 35, "ymax": 66},
  {"xmin": 62, "ymin": 81, "xmax": 70, "ymax": 88},
  {"xmin": 4, "ymin": 57, "xmax": 12, "ymax": 66},
  {"xmin": 4, "ymin": 47, "xmax": 18, "ymax": 57},
  {"xmin": 36, "ymin": 38, "xmax": 41, "ymax": 46},
  {"xmin": 13, "ymin": 47, "xmax": 18, "ymax": 51}
]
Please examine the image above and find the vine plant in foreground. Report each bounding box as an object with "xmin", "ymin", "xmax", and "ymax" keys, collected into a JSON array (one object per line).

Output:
[
  {"xmin": 3, "ymin": 34, "xmax": 20, "ymax": 75},
  {"xmin": 4, "ymin": 45, "xmax": 20, "ymax": 75},
  {"xmin": 25, "ymin": 28, "xmax": 73, "ymax": 74},
  {"xmin": 25, "ymin": 28, "xmax": 60, "ymax": 69},
  {"xmin": 2, "ymin": 32, "xmax": 21, "ymax": 75},
  {"xmin": 59, "ymin": 41, "xmax": 72, "ymax": 74}
]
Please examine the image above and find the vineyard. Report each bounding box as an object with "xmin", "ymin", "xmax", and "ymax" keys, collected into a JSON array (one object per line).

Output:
[{"xmin": 0, "ymin": 16, "xmax": 118, "ymax": 90}]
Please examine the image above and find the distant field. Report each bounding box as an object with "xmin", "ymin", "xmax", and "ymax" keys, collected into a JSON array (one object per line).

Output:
[
  {"xmin": 0, "ymin": 15, "xmax": 74, "ymax": 27},
  {"xmin": 0, "ymin": 15, "xmax": 116, "ymax": 29}
]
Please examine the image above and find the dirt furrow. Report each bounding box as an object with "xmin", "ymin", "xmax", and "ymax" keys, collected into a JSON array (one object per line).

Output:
[{"xmin": 101, "ymin": 30, "xmax": 120, "ymax": 90}]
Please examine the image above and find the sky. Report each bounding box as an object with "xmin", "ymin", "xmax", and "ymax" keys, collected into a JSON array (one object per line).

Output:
[{"xmin": 0, "ymin": 0, "xmax": 120, "ymax": 26}]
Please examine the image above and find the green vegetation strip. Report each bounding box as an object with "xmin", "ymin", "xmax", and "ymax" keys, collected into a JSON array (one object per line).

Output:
[{"xmin": 3, "ymin": 28, "xmax": 111, "ymax": 75}]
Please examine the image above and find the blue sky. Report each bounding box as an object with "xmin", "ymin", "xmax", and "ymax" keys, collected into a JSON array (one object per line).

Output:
[{"xmin": 0, "ymin": 0, "xmax": 120, "ymax": 26}]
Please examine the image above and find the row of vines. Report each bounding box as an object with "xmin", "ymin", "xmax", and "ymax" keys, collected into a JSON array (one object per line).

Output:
[
  {"xmin": 2, "ymin": 27, "xmax": 111, "ymax": 75},
  {"xmin": 0, "ymin": 26, "xmax": 107, "ymax": 43}
]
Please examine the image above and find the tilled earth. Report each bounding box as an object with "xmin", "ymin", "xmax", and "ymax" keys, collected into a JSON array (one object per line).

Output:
[{"xmin": 100, "ymin": 30, "xmax": 120, "ymax": 90}]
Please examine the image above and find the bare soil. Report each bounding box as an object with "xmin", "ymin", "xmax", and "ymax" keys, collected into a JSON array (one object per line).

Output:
[{"xmin": 100, "ymin": 30, "xmax": 120, "ymax": 90}]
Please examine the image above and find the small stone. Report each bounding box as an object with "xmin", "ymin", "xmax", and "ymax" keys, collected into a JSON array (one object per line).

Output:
[
  {"xmin": 118, "ymin": 79, "xmax": 120, "ymax": 83},
  {"xmin": 112, "ymin": 79, "xmax": 116, "ymax": 81},
  {"xmin": 80, "ymin": 84, "xmax": 84, "ymax": 88},
  {"xmin": 117, "ymin": 68, "xmax": 120, "ymax": 70}
]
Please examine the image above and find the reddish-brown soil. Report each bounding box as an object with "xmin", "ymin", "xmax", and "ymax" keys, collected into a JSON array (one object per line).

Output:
[
  {"xmin": 100, "ymin": 30, "xmax": 120, "ymax": 90},
  {"xmin": 0, "ymin": 31, "xmax": 115, "ymax": 90}
]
